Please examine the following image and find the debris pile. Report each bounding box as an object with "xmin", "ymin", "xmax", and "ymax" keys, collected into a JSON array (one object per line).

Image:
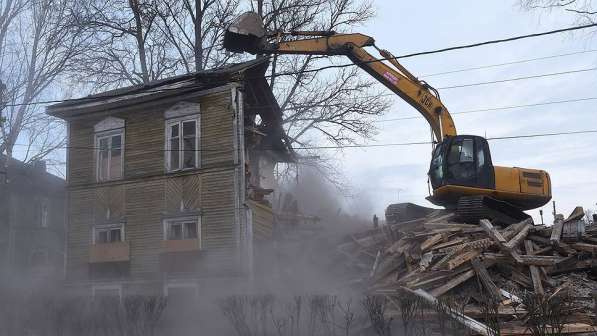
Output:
[{"xmin": 338, "ymin": 205, "xmax": 597, "ymax": 335}]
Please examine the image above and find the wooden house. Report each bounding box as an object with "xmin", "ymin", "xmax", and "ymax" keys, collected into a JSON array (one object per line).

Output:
[
  {"xmin": 47, "ymin": 59, "xmax": 293, "ymax": 297},
  {"xmin": 0, "ymin": 157, "xmax": 66, "ymax": 285}
]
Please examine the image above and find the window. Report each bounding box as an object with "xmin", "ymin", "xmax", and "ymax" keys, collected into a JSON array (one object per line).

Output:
[
  {"xmin": 164, "ymin": 218, "xmax": 199, "ymax": 241},
  {"xmin": 94, "ymin": 224, "xmax": 124, "ymax": 244},
  {"xmin": 96, "ymin": 132, "xmax": 123, "ymax": 181},
  {"xmin": 448, "ymin": 138, "xmax": 474, "ymax": 164},
  {"xmin": 166, "ymin": 118, "xmax": 199, "ymax": 171},
  {"xmin": 40, "ymin": 198, "xmax": 48, "ymax": 228}
]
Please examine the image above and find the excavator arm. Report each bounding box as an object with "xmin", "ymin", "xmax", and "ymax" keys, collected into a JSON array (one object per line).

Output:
[
  {"xmin": 224, "ymin": 12, "xmax": 456, "ymax": 142},
  {"xmin": 225, "ymin": 12, "xmax": 552, "ymax": 222}
]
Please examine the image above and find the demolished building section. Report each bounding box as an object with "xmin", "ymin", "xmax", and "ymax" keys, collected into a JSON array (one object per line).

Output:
[
  {"xmin": 339, "ymin": 206, "xmax": 597, "ymax": 335},
  {"xmin": 47, "ymin": 58, "xmax": 293, "ymax": 296}
]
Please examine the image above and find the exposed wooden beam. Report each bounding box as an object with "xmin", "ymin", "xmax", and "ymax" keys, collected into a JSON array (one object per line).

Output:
[{"xmin": 524, "ymin": 240, "xmax": 544, "ymax": 295}]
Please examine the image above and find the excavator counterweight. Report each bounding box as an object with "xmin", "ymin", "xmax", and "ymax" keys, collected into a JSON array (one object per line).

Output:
[{"xmin": 224, "ymin": 12, "xmax": 552, "ymax": 224}]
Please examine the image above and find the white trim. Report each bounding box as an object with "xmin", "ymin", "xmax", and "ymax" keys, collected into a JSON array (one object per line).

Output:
[
  {"xmin": 164, "ymin": 102, "xmax": 200, "ymax": 120},
  {"xmin": 94, "ymin": 117, "xmax": 125, "ymax": 133},
  {"xmin": 163, "ymin": 281, "xmax": 199, "ymax": 297},
  {"xmin": 92, "ymin": 284, "xmax": 123, "ymax": 300},
  {"xmin": 162, "ymin": 216, "xmax": 201, "ymax": 246},
  {"xmin": 164, "ymin": 115, "xmax": 200, "ymax": 172},
  {"xmin": 95, "ymin": 129, "xmax": 125, "ymax": 182}
]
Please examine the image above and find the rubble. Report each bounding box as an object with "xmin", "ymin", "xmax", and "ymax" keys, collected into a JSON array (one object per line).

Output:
[{"xmin": 338, "ymin": 205, "xmax": 597, "ymax": 335}]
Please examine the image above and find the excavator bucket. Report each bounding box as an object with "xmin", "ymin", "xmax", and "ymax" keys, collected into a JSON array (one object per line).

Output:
[{"xmin": 223, "ymin": 12, "xmax": 266, "ymax": 54}]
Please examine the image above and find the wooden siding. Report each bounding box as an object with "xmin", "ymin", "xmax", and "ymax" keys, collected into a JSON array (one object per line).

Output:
[
  {"xmin": 68, "ymin": 120, "xmax": 95, "ymax": 185},
  {"xmin": 200, "ymin": 91, "xmax": 235, "ymax": 167},
  {"xmin": 94, "ymin": 185, "xmax": 125, "ymax": 224},
  {"xmin": 67, "ymin": 189, "xmax": 94, "ymax": 280},
  {"xmin": 248, "ymin": 201, "xmax": 274, "ymax": 241},
  {"xmin": 65, "ymin": 86, "xmax": 245, "ymax": 282}
]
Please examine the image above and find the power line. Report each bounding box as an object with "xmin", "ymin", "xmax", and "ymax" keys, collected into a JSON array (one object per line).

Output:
[
  {"xmin": 4, "ymin": 22, "xmax": 597, "ymax": 109},
  {"xmin": 271, "ymin": 22, "xmax": 597, "ymax": 77},
  {"xmin": 486, "ymin": 129, "xmax": 597, "ymax": 141},
  {"xmin": 10, "ymin": 128, "xmax": 597, "ymax": 152},
  {"xmin": 437, "ymin": 66, "xmax": 597, "ymax": 90},
  {"xmin": 420, "ymin": 49, "xmax": 597, "ymax": 78},
  {"xmin": 376, "ymin": 96, "xmax": 597, "ymax": 122}
]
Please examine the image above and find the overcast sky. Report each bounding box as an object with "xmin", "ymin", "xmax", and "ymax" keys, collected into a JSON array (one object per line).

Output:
[{"xmin": 333, "ymin": 0, "xmax": 597, "ymax": 223}]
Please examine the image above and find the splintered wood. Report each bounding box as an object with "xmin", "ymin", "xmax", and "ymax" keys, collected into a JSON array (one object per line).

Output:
[{"xmin": 338, "ymin": 207, "xmax": 597, "ymax": 335}]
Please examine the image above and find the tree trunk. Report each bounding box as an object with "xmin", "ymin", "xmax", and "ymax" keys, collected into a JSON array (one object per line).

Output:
[
  {"xmin": 129, "ymin": 0, "xmax": 150, "ymax": 83},
  {"xmin": 194, "ymin": 0, "xmax": 203, "ymax": 71}
]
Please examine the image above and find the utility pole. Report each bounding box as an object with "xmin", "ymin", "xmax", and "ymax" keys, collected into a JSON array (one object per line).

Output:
[{"xmin": 552, "ymin": 200, "xmax": 557, "ymax": 223}]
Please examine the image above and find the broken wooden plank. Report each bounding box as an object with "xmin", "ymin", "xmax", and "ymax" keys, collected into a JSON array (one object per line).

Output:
[
  {"xmin": 471, "ymin": 257, "xmax": 502, "ymax": 303},
  {"xmin": 505, "ymin": 224, "xmax": 531, "ymax": 250},
  {"xmin": 553, "ymin": 240, "xmax": 577, "ymax": 256},
  {"xmin": 503, "ymin": 218, "xmax": 533, "ymax": 240},
  {"xmin": 430, "ymin": 237, "xmax": 466, "ymax": 251},
  {"xmin": 439, "ymin": 238, "xmax": 494, "ymax": 253},
  {"xmin": 401, "ymin": 287, "xmax": 492, "ymax": 336},
  {"xmin": 480, "ymin": 219, "xmax": 524, "ymax": 263},
  {"xmin": 369, "ymin": 250, "xmax": 381, "ymax": 278},
  {"xmin": 499, "ymin": 323, "xmax": 596, "ymax": 335},
  {"xmin": 420, "ymin": 233, "xmax": 444, "ymax": 251},
  {"xmin": 447, "ymin": 249, "xmax": 481, "ymax": 270},
  {"xmin": 550, "ymin": 218, "xmax": 564, "ymax": 244},
  {"xmin": 483, "ymin": 253, "xmax": 562, "ymax": 266},
  {"xmin": 430, "ymin": 268, "xmax": 476, "ymax": 297},
  {"xmin": 570, "ymin": 242, "xmax": 597, "ymax": 253},
  {"xmin": 524, "ymin": 240, "xmax": 544, "ymax": 295}
]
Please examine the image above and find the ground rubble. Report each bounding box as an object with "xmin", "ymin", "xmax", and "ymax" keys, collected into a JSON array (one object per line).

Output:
[{"xmin": 337, "ymin": 206, "xmax": 597, "ymax": 335}]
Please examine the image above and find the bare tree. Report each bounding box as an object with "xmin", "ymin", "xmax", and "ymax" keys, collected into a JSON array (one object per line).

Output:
[
  {"xmin": 0, "ymin": 0, "xmax": 87, "ymax": 170},
  {"xmin": 520, "ymin": 0, "xmax": 597, "ymax": 23},
  {"xmin": 252, "ymin": 0, "xmax": 391, "ymax": 147},
  {"xmin": 154, "ymin": 0, "xmax": 241, "ymax": 71}
]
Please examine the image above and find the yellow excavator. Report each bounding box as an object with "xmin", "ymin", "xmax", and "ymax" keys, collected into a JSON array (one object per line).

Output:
[{"xmin": 224, "ymin": 12, "xmax": 552, "ymax": 224}]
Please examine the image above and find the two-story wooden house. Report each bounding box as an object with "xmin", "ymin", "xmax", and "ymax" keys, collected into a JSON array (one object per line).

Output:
[{"xmin": 47, "ymin": 59, "xmax": 293, "ymax": 297}]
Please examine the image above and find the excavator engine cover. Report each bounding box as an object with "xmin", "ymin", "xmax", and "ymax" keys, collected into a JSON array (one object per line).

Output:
[{"xmin": 224, "ymin": 12, "xmax": 266, "ymax": 54}]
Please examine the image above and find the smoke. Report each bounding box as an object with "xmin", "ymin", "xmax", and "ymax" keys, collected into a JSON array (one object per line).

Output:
[{"xmin": 0, "ymin": 164, "xmax": 376, "ymax": 335}]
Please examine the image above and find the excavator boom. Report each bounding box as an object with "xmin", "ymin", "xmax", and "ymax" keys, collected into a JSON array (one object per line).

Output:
[
  {"xmin": 224, "ymin": 12, "xmax": 552, "ymax": 223},
  {"xmin": 224, "ymin": 12, "xmax": 456, "ymax": 142}
]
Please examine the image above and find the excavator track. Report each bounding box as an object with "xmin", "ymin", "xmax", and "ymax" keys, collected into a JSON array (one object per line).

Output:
[{"xmin": 456, "ymin": 195, "xmax": 531, "ymax": 225}]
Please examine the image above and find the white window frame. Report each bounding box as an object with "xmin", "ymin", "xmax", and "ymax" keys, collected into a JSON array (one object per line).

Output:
[
  {"xmin": 92, "ymin": 284, "xmax": 123, "ymax": 301},
  {"xmin": 40, "ymin": 198, "xmax": 49, "ymax": 228},
  {"xmin": 93, "ymin": 223, "xmax": 125, "ymax": 244},
  {"xmin": 165, "ymin": 115, "xmax": 200, "ymax": 172},
  {"xmin": 163, "ymin": 216, "xmax": 201, "ymax": 243},
  {"xmin": 95, "ymin": 129, "xmax": 125, "ymax": 182},
  {"xmin": 163, "ymin": 281, "xmax": 199, "ymax": 298}
]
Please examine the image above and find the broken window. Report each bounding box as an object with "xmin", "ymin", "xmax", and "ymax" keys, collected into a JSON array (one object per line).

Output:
[
  {"xmin": 95, "ymin": 225, "xmax": 124, "ymax": 244},
  {"xmin": 96, "ymin": 132, "xmax": 123, "ymax": 182},
  {"xmin": 164, "ymin": 218, "xmax": 199, "ymax": 241},
  {"xmin": 166, "ymin": 117, "xmax": 199, "ymax": 171}
]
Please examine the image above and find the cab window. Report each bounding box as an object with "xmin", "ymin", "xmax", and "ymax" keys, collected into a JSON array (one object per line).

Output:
[{"xmin": 448, "ymin": 138, "xmax": 474, "ymax": 164}]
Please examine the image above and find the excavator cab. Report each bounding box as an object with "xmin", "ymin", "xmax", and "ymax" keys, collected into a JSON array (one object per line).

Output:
[{"xmin": 428, "ymin": 135, "xmax": 495, "ymax": 192}]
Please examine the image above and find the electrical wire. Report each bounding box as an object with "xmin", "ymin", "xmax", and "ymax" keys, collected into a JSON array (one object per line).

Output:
[
  {"xmin": 9, "ymin": 128, "xmax": 597, "ymax": 153},
  {"xmin": 376, "ymin": 96, "xmax": 597, "ymax": 122},
  {"xmin": 3, "ymin": 22, "xmax": 597, "ymax": 109},
  {"xmin": 420, "ymin": 49, "xmax": 597, "ymax": 78},
  {"xmin": 437, "ymin": 66, "xmax": 597, "ymax": 90}
]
